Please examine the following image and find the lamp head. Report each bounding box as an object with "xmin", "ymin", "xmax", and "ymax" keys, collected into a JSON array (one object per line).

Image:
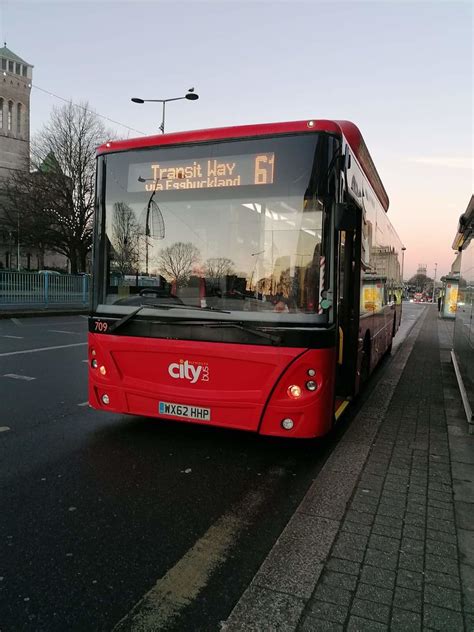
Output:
[
  {"xmin": 131, "ymin": 97, "xmax": 145, "ymax": 104},
  {"xmin": 185, "ymin": 92, "xmax": 199, "ymax": 101}
]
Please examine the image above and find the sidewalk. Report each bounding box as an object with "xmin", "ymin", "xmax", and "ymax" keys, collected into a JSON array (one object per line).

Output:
[{"xmin": 223, "ymin": 305, "xmax": 474, "ymax": 631}]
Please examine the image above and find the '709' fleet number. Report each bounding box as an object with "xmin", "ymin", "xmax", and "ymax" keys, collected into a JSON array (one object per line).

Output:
[{"xmin": 94, "ymin": 320, "xmax": 109, "ymax": 332}]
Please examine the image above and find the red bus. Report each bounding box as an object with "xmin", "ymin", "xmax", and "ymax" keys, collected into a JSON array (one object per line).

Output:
[{"xmin": 89, "ymin": 120, "xmax": 403, "ymax": 438}]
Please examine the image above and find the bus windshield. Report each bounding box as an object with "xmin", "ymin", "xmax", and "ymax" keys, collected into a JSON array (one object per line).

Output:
[{"xmin": 96, "ymin": 133, "xmax": 333, "ymax": 325}]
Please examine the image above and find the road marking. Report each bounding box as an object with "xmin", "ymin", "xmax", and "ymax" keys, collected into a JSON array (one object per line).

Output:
[
  {"xmin": 0, "ymin": 335, "xmax": 24, "ymax": 339},
  {"xmin": 77, "ymin": 401, "xmax": 89, "ymax": 407},
  {"xmin": 0, "ymin": 426, "xmax": 11, "ymax": 433},
  {"xmin": 3, "ymin": 373, "xmax": 36, "ymax": 381},
  {"xmin": 11, "ymin": 318, "xmax": 22, "ymax": 326},
  {"xmin": 335, "ymin": 399, "xmax": 350, "ymax": 420},
  {"xmin": 82, "ymin": 359, "xmax": 89, "ymax": 363},
  {"xmin": 0, "ymin": 342, "xmax": 87, "ymax": 357},
  {"xmin": 113, "ymin": 467, "xmax": 285, "ymax": 632},
  {"xmin": 49, "ymin": 330, "xmax": 82, "ymax": 335}
]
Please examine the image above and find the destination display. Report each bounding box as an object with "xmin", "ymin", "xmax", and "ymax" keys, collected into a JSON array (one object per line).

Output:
[{"xmin": 128, "ymin": 152, "xmax": 275, "ymax": 192}]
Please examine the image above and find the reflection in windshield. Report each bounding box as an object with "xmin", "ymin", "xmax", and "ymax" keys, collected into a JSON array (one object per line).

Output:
[{"xmin": 100, "ymin": 135, "xmax": 331, "ymax": 323}]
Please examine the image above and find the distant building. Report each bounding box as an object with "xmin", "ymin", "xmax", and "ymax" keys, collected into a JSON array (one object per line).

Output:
[{"xmin": 371, "ymin": 246, "xmax": 401, "ymax": 284}]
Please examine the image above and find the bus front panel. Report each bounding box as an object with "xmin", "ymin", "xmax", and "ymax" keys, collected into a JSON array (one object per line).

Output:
[{"xmin": 88, "ymin": 333, "xmax": 336, "ymax": 438}]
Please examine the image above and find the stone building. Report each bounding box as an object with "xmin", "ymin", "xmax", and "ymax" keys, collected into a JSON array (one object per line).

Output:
[
  {"xmin": 371, "ymin": 245, "xmax": 401, "ymax": 284},
  {"xmin": 0, "ymin": 44, "xmax": 66, "ymax": 270},
  {"xmin": 0, "ymin": 45, "xmax": 32, "ymax": 268},
  {"xmin": 0, "ymin": 44, "xmax": 32, "ymax": 179}
]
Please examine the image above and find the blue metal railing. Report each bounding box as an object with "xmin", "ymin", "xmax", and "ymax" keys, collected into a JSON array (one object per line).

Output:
[{"xmin": 0, "ymin": 271, "xmax": 90, "ymax": 307}]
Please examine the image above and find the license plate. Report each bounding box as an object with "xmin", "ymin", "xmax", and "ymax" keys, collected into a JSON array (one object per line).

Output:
[{"xmin": 159, "ymin": 401, "xmax": 211, "ymax": 421}]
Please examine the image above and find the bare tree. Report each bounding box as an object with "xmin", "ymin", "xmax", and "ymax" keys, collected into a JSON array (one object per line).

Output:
[
  {"xmin": 111, "ymin": 202, "xmax": 141, "ymax": 276},
  {"xmin": 157, "ymin": 242, "xmax": 200, "ymax": 287},
  {"xmin": 277, "ymin": 268, "xmax": 292, "ymax": 297},
  {"xmin": 204, "ymin": 257, "xmax": 235, "ymax": 282},
  {"xmin": 1, "ymin": 102, "xmax": 113, "ymax": 273},
  {"xmin": 34, "ymin": 103, "xmax": 113, "ymax": 272},
  {"xmin": 0, "ymin": 171, "xmax": 55, "ymax": 269},
  {"xmin": 407, "ymin": 273, "xmax": 432, "ymax": 293}
]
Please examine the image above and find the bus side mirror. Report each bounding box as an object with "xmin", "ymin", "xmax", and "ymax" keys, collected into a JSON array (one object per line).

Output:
[{"xmin": 335, "ymin": 203, "xmax": 356, "ymax": 231}]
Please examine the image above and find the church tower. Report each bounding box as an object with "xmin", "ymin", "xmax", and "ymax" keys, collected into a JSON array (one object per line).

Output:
[{"xmin": 0, "ymin": 44, "xmax": 33, "ymax": 180}]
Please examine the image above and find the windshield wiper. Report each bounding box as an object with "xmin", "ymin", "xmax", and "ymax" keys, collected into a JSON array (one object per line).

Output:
[
  {"xmin": 108, "ymin": 303, "xmax": 230, "ymax": 334},
  {"xmin": 203, "ymin": 321, "xmax": 281, "ymax": 344}
]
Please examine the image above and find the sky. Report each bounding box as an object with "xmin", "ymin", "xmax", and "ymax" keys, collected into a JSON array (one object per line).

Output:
[{"xmin": 1, "ymin": 0, "xmax": 472, "ymax": 279}]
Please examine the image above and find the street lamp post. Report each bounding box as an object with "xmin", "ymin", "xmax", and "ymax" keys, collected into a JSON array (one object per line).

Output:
[
  {"xmin": 131, "ymin": 88, "xmax": 199, "ymax": 134},
  {"xmin": 144, "ymin": 188, "xmax": 157, "ymax": 276},
  {"xmin": 8, "ymin": 230, "xmax": 13, "ymax": 269},
  {"xmin": 249, "ymin": 249, "xmax": 265, "ymax": 295},
  {"xmin": 17, "ymin": 210, "xmax": 20, "ymax": 271},
  {"xmin": 401, "ymin": 246, "xmax": 406, "ymax": 298},
  {"xmin": 137, "ymin": 176, "xmax": 166, "ymax": 275},
  {"xmin": 432, "ymin": 262, "xmax": 438, "ymax": 303}
]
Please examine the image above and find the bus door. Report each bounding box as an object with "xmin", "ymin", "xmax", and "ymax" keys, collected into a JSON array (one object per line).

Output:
[{"xmin": 335, "ymin": 210, "xmax": 361, "ymax": 400}]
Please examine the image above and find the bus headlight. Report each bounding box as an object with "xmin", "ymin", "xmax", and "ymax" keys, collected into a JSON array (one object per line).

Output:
[
  {"xmin": 91, "ymin": 359, "xmax": 98, "ymax": 369},
  {"xmin": 306, "ymin": 380, "xmax": 317, "ymax": 391},
  {"xmin": 101, "ymin": 394, "xmax": 110, "ymax": 405},
  {"xmin": 99, "ymin": 365, "xmax": 107, "ymax": 376},
  {"xmin": 281, "ymin": 418, "xmax": 294, "ymax": 430}
]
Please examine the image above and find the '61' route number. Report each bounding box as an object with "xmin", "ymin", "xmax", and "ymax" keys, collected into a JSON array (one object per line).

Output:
[{"xmin": 94, "ymin": 320, "xmax": 109, "ymax": 333}]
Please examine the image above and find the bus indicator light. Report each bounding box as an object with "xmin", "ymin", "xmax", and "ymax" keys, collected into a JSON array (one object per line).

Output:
[
  {"xmin": 307, "ymin": 368, "xmax": 316, "ymax": 376},
  {"xmin": 281, "ymin": 418, "xmax": 294, "ymax": 430},
  {"xmin": 287, "ymin": 385, "xmax": 302, "ymax": 399}
]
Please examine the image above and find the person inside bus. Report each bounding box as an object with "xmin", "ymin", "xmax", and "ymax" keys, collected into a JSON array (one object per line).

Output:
[{"xmin": 273, "ymin": 292, "xmax": 290, "ymax": 312}]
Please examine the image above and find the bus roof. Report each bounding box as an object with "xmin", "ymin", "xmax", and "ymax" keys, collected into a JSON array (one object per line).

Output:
[{"xmin": 98, "ymin": 119, "xmax": 389, "ymax": 211}]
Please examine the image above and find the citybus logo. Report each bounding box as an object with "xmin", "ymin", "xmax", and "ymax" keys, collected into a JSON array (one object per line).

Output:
[{"xmin": 168, "ymin": 359, "xmax": 209, "ymax": 384}]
